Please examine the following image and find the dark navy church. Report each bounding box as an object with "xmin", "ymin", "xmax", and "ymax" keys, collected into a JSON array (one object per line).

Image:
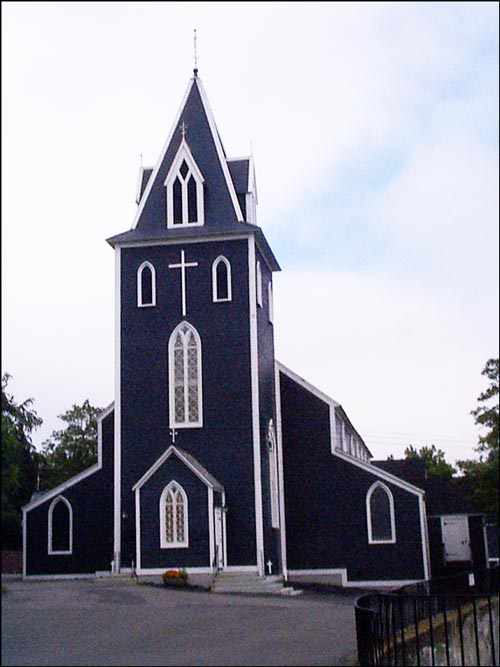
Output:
[{"xmin": 23, "ymin": 70, "xmax": 431, "ymax": 588}]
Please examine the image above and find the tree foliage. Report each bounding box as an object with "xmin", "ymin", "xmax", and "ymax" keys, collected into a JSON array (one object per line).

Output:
[
  {"xmin": 1, "ymin": 373, "xmax": 43, "ymax": 548},
  {"xmin": 458, "ymin": 358, "xmax": 499, "ymax": 522},
  {"xmin": 40, "ymin": 399, "xmax": 102, "ymax": 490},
  {"xmin": 404, "ymin": 444, "xmax": 457, "ymax": 479}
]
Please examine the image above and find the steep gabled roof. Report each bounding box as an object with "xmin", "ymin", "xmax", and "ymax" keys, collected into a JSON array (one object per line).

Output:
[
  {"xmin": 132, "ymin": 445, "xmax": 224, "ymax": 493},
  {"xmin": 131, "ymin": 73, "xmax": 244, "ymax": 232},
  {"xmin": 106, "ymin": 72, "xmax": 279, "ymax": 272}
]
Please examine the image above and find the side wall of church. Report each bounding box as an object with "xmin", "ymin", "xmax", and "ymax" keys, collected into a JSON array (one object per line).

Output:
[
  {"xmin": 24, "ymin": 410, "xmax": 115, "ymax": 576},
  {"xmin": 279, "ymin": 372, "xmax": 427, "ymax": 582}
]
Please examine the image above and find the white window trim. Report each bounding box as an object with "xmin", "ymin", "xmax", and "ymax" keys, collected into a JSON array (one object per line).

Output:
[
  {"xmin": 137, "ymin": 261, "xmax": 157, "ymax": 307},
  {"xmin": 159, "ymin": 481, "xmax": 189, "ymax": 548},
  {"xmin": 268, "ymin": 282, "xmax": 274, "ymax": 324},
  {"xmin": 256, "ymin": 261, "xmax": 263, "ymax": 307},
  {"xmin": 164, "ymin": 139, "xmax": 205, "ymax": 228},
  {"xmin": 48, "ymin": 496, "xmax": 73, "ymax": 555},
  {"xmin": 366, "ymin": 481, "xmax": 396, "ymax": 544},
  {"xmin": 212, "ymin": 255, "xmax": 232, "ymax": 302},
  {"xmin": 168, "ymin": 321, "xmax": 203, "ymax": 428},
  {"xmin": 267, "ymin": 419, "xmax": 280, "ymax": 529}
]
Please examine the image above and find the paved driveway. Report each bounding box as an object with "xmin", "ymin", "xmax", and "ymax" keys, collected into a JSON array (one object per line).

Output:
[{"xmin": 1, "ymin": 577, "xmax": 361, "ymax": 666}]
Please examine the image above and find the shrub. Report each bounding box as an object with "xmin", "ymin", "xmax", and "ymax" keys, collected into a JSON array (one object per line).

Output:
[{"xmin": 162, "ymin": 569, "xmax": 188, "ymax": 585}]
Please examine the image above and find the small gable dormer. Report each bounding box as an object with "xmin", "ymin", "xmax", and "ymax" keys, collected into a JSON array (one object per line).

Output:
[{"xmin": 164, "ymin": 137, "xmax": 205, "ymax": 227}]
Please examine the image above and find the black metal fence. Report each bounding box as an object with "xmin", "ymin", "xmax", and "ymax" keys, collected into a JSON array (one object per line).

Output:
[{"xmin": 355, "ymin": 567, "xmax": 499, "ymax": 666}]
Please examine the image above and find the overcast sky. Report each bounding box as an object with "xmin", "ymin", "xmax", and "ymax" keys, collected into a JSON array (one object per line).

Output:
[{"xmin": 2, "ymin": 2, "xmax": 499, "ymax": 466}]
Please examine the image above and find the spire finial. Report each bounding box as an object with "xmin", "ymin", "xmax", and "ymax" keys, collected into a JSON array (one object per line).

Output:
[{"xmin": 193, "ymin": 28, "xmax": 198, "ymax": 76}]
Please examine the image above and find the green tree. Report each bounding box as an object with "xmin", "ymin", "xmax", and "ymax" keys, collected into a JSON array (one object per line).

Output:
[
  {"xmin": 40, "ymin": 399, "xmax": 102, "ymax": 490},
  {"xmin": 404, "ymin": 444, "xmax": 457, "ymax": 479},
  {"xmin": 1, "ymin": 373, "xmax": 43, "ymax": 548},
  {"xmin": 458, "ymin": 358, "xmax": 499, "ymax": 522}
]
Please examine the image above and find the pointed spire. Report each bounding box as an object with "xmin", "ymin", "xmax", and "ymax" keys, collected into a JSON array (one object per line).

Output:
[{"xmin": 193, "ymin": 28, "xmax": 198, "ymax": 77}]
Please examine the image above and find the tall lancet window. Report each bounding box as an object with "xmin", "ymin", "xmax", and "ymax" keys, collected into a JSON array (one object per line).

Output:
[
  {"xmin": 212, "ymin": 256, "xmax": 232, "ymax": 302},
  {"xmin": 137, "ymin": 261, "xmax": 156, "ymax": 307},
  {"xmin": 160, "ymin": 481, "xmax": 188, "ymax": 548},
  {"xmin": 267, "ymin": 420, "xmax": 280, "ymax": 529},
  {"xmin": 256, "ymin": 261, "xmax": 263, "ymax": 307},
  {"xmin": 164, "ymin": 137, "xmax": 205, "ymax": 228},
  {"xmin": 366, "ymin": 482, "xmax": 396, "ymax": 544},
  {"xmin": 169, "ymin": 322, "xmax": 203, "ymax": 428}
]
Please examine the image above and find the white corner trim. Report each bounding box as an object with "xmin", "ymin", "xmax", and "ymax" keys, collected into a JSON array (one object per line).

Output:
[
  {"xmin": 274, "ymin": 362, "xmax": 288, "ymax": 579},
  {"xmin": 248, "ymin": 236, "xmax": 264, "ymax": 574},
  {"xmin": 135, "ymin": 487, "xmax": 141, "ymax": 573},
  {"xmin": 419, "ymin": 494, "xmax": 431, "ymax": 580},
  {"xmin": 114, "ymin": 245, "xmax": 122, "ymax": 568}
]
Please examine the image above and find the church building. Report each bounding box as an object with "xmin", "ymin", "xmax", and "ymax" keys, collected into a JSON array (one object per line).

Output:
[{"xmin": 23, "ymin": 69, "xmax": 430, "ymax": 587}]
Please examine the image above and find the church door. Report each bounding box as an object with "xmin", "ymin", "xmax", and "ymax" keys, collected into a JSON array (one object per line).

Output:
[{"xmin": 441, "ymin": 515, "xmax": 472, "ymax": 563}]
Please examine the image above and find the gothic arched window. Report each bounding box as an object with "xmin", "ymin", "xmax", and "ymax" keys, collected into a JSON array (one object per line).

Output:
[
  {"xmin": 137, "ymin": 261, "xmax": 156, "ymax": 307},
  {"xmin": 164, "ymin": 139, "xmax": 204, "ymax": 227},
  {"xmin": 212, "ymin": 256, "xmax": 232, "ymax": 302},
  {"xmin": 160, "ymin": 481, "xmax": 188, "ymax": 548},
  {"xmin": 48, "ymin": 496, "xmax": 73, "ymax": 554},
  {"xmin": 256, "ymin": 261, "xmax": 263, "ymax": 307},
  {"xmin": 366, "ymin": 482, "xmax": 396, "ymax": 544},
  {"xmin": 168, "ymin": 322, "xmax": 203, "ymax": 428}
]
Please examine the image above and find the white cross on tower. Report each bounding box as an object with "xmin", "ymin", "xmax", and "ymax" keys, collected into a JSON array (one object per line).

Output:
[{"xmin": 168, "ymin": 249, "xmax": 198, "ymax": 316}]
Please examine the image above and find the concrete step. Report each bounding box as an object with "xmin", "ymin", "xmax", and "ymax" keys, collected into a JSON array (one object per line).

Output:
[{"xmin": 211, "ymin": 572, "xmax": 302, "ymax": 596}]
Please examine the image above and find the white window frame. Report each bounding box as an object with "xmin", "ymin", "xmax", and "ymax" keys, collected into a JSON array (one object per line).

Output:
[
  {"xmin": 268, "ymin": 282, "xmax": 274, "ymax": 324},
  {"xmin": 366, "ymin": 481, "xmax": 396, "ymax": 544},
  {"xmin": 137, "ymin": 261, "xmax": 156, "ymax": 307},
  {"xmin": 159, "ymin": 481, "xmax": 189, "ymax": 548},
  {"xmin": 335, "ymin": 414, "xmax": 344, "ymax": 451},
  {"xmin": 168, "ymin": 321, "xmax": 203, "ymax": 428},
  {"xmin": 212, "ymin": 256, "xmax": 232, "ymax": 302},
  {"xmin": 164, "ymin": 139, "xmax": 205, "ymax": 228},
  {"xmin": 267, "ymin": 419, "xmax": 280, "ymax": 529},
  {"xmin": 48, "ymin": 496, "xmax": 73, "ymax": 555},
  {"xmin": 256, "ymin": 261, "xmax": 263, "ymax": 307}
]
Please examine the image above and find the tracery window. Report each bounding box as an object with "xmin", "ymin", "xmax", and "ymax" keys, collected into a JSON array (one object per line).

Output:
[
  {"xmin": 160, "ymin": 482, "xmax": 188, "ymax": 548},
  {"xmin": 164, "ymin": 140, "xmax": 204, "ymax": 227},
  {"xmin": 366, "ymin": 482, "xmax": 396, "ymax": 544},
  {"xmin": 137, "ymin": 261, "xmax": 156, "ymax": 307},
  {"xmin": 169, "ymin": 322, "xmax": 202, "ymax": 427},
  {"xmin": 48, "ymin": 496, "xmax": 73, "ymax": 555},
  {"xmin": 212, "ymin": 256, "xmax": 232, "ymax": 302}
]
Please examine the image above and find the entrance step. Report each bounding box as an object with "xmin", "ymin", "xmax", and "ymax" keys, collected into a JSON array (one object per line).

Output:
[{"xmin": 211, "ymin": 572, "xmax": 302, "ymax": 596}]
